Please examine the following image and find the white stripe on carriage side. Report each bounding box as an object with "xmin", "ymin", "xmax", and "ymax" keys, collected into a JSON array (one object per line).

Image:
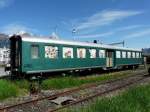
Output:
[{"xmin": 26, "ymin": 66, "xmax": 104, "ymax": 74}]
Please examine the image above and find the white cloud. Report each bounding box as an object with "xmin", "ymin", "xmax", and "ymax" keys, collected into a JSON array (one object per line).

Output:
[
  {"xmin": 75, "ymin": 32, "xmax": 114, "ymax": 38},
  {"xmin": 1, "ymin": 23, "xmax": 38, "ymax": 35},
  {"xmin": 76, "ymin": 10, "xmax": 143, "ymax": 31},
  {"xmin": 0, "ymin": 0, "xmax": 13, "ymax": 8},
  {"xmin": 123, "ymin": 28, "xmax": 150, "ymax": 39},
  {"xmin": 115, "ymin": 25, "xmax": 144, "ymax": 32},
  {"xmin": 74, "ymin": 24, "xmax": 147, "ymax": 39}
]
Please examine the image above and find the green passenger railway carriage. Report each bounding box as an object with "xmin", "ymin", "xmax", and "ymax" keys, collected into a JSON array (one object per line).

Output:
[{"xmin": 10, "ymin": 35, "xmax": 143, "ymax": 76}]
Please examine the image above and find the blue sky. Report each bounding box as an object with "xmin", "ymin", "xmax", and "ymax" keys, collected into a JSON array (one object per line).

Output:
[{"xmin": 0, "ymin": 0, "xmax": 150, "ymax": 49}]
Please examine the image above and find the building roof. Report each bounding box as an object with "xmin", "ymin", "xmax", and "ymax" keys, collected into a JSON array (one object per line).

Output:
[{"xmin": 21, "ymin": 35, "xmax": 141, "ymax": 52}]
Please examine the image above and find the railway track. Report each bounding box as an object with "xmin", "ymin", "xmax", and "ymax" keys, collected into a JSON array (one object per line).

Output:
[
  {"xmin": 48, "ymin": 73, "xmax": 148, "ymax": 112},
  {"xmin": 0, "ymin": 70, "xmax": 148, "ymax": 112}
]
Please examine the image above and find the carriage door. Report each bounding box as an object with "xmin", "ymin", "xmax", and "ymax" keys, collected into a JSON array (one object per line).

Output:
[
  {"xmin": 10, "ymin": 36, "xmax": 21, "ymax": 75},
  {"xmin": 106, "ymin": 50, "xmax": 114, "ymax": 67}
]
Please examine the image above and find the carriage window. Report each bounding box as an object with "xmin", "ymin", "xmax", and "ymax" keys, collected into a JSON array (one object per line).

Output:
[
  {"xmin": 122, "ymin": 51, "xmax": 126, "ymax": 58},
  {"xmin": 116, "ymin": 51, "xmax": 121, "ymax": 58},
  {"xmin": 45, "ymin": 46, "xmax": 58, "ymax": 59},
  {"xmin": 132, "ymin": 52, "xmax": 136, "ymax": 58},
  {"xmin": 89, "ymin": 49, "xmax": 96, "ymax": 58},
  {"xmin": 77, "ymin": 48, "xmax": 86, "ymax": 58},
  {"xmin": 63, "ymin": 47, "xmax": 73, "ymax": 58},
  {"xmin": 136, "ymin": 52, "xmax": 139, "ymax": 58},
  {"xmin": 99, "ymin": 50, "xmax": 105, "ymax": 58},
  {"xmin": 31, "ymin": 45, "xmax": 39, "ymax": 59},
  {"xmin": 139, "ymin": 52, "xmax": 142, "ymax": 58},
  {"xmin": 127, "ymin": 52, "xmax": 131, "ymax": 58}
]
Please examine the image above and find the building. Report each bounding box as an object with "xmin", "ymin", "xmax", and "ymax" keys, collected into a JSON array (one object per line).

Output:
[
  {"xmin": 0, "ymin": 47, "xmax": 10, "ymax": 64},
  {"xmin": 0, "ymin": 33, "xmax": 10, "ymax": 65},
  {"xmin": 143, "ymin": 48, "xmax": 150, "ymax": 57},
  {"xmin": 142, "ymin": 48, "xmax": 150, "ymax": 65}
]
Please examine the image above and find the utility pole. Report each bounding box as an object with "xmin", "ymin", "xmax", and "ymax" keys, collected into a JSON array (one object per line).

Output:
[
  {"xmin": 54, "ymin": 25, "xmax": 58, "ymax": 34},
  {"xmin": 72, "ymin": 28, "xmax": 77, "ymax": 40}
]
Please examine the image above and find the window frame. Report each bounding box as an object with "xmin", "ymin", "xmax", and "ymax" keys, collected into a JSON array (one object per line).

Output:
[
  {"xmin": 139, "ymin": 52, "xmax": 142, "ymax": 58},
  {"xmin": 45, "ymin": 45, "xmax": 59, "ymax": 59},
  {"xmin": 77, "ymin": 48, "xmax": 86, "ymax": 59},
  {"xmin": 63, "ymin": 47, "xmax": 74, "ymax": 59},
  {"xmin": 136, "ymin": 52, "xmax": 139, "ymax": 58},
  {"xmin": 116, "ymin": 51, "xmax": 121, "ymax": 58},
  {"xmin": 89, "ymin": 49, "xmax": 97, "ymax": 58},
  {"xmin": 127, "ymin": 52, "xmax": 131, "ymax": 58},
  {"xmin": 31, "ymin": 45, "xmax": 39, "ymax": 59},
  {"xmin": 132, "ymin": 52, "xmax": 136, "ymax": 58},
  {"xmin": 122, "ymin": 51, "xmax": 126, "ymax": 58},
  {"xmin": 99, "ymin": 49, "xmax": 105, "ymax": 58}
]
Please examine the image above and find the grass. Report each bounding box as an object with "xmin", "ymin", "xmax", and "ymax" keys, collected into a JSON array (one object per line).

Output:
[
  {"xmin": 0, "ymin": 80, "xmax": 19, "ymax": 100},
  {"xmin": 41, "ymin": 70, "xmax": 136, "ymax": 90},
  {"xmin": 0, "ymin": 79, "xmax": 30, "ymax": 100},
  {"xmin": 64, "ymin": 84, "xmax": 150, "ymax": 112},
  {"xmin": 0, "ymin": 69, "xmax": 143, "ymax": 100},
  {"xmin": 13, "ymin": 80, "xmax": 30, "ymax": 90}
]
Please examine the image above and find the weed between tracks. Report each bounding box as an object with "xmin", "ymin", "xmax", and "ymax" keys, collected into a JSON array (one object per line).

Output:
[
  {"xmin": 41, "ymin": 70, "xmax": 135, "ymax": 90},
  {"xmin": 63, "ymin": 83, "xmax": 150, "ymax": 112}
]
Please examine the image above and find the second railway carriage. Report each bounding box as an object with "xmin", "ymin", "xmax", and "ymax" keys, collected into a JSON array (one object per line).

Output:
[{"xmin": 9, "ymin": 35, "xmax": 143, "ymax": 76}]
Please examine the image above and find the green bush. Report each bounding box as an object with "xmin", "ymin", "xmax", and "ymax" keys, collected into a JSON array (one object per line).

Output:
[{"xmin": 0, "ymin": 80, "xmax": 19, "ymax": 100}]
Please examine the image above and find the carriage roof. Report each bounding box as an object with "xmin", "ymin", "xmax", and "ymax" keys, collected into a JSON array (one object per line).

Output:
[{"xmin": 21, "ymin": 35, "xmax": 141, "ymax": 52}]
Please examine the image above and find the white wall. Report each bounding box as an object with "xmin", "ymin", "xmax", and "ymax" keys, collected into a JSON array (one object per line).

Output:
[{"xmin": 0, "ymin": 47, "xmax": 10, "ymax": 64}]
